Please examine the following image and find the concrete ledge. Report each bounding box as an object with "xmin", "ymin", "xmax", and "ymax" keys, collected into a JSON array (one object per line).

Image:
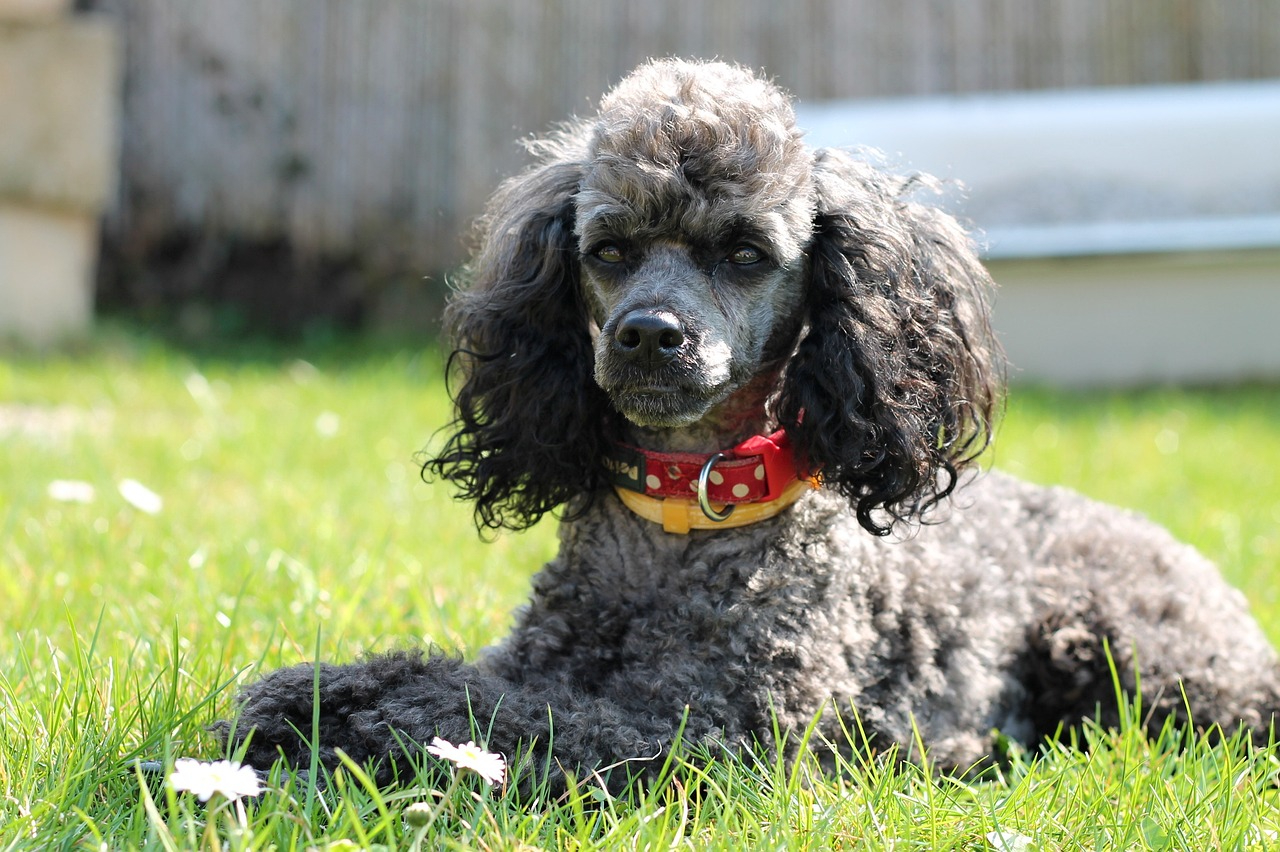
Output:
[
  {"xmin": 0, "ymin": 16, "xmax": 121, "ymax": 210},
  {"xmin": 0, "ymin": 203, "xmax": 97, "ymax": 343},
  {"xmin": 0, "ymin": 0, "xmax": 72, "ymax": 23},
  {"xmin": 797, "ymin": 82, "xmax": 1280, "ymax": 385},
  {"xmin": 1, "ymin": 13, "xmax": 119, "ymax": 342},
  {"xmin": 984, "ymin": 215, "xmax": 1280, "ymax": 260},
  {"xmin": 990, "ymin": 248, "xmax": 1280, "ymax": 386},
  {"xmin": 796, "ymin": 80, "xmax": 1280, "ymax": 243}
]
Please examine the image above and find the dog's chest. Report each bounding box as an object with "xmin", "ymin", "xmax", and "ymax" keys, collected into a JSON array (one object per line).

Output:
[{"xmin": 520, "ymin": 505, "xmax": 858, "ymax": 663}]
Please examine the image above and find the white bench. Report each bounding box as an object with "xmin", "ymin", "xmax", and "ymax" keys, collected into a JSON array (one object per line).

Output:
[{"xmin": 798, "ymin": 81, "xmax": 1280, "ymax": 385}]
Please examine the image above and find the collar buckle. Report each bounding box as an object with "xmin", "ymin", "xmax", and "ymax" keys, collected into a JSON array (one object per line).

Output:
[{"xmin": 697, "ymin": 453, "xmax": 735, "ymax": 522}]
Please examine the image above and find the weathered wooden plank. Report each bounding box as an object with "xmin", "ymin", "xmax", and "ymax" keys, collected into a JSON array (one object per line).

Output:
[{"xmin": 99, "ymin": 0, "xmax": 1280, "ymax": 279}]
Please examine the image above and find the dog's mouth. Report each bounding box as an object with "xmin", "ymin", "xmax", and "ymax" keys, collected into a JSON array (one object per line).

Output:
[
  {"xmin": 596, "ymin": 365, "xmax": 738, "ymax": 428},
  {"xmin": 608, "ymin": 384, "xmax": 725, "ymax": 428}
]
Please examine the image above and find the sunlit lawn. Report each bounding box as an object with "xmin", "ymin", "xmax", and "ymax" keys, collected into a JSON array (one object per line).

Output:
[{"xmin": 2, "ymin": 323, "xmax": 1279, "ymax": 849}]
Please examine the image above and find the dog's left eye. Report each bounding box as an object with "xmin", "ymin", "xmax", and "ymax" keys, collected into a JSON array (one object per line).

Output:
[
  {"xmin": 728, "ymin": 246, "xmax": 763, "ymax": 265},
  {"xmin": 594, "ymin": 245, "xmax": 625, "ymax": 264}
]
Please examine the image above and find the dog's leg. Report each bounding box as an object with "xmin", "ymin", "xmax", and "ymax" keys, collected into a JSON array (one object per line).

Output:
[
  {"xmin": 1022, "ymin": 595, "xmax": 1280, "ymax": 748},
  {"xmin": 221, "ymin": 650, "xmax": 693, "ymax": 792},
  {"xmin": 222, "ymin": 652, "xmax": 501, "ymax": 780}
]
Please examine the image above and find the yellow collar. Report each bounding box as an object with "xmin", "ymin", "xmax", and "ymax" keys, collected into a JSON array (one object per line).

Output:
[{"xmin": 614, "ymin": 476, "xmax": 817, "ymax": 534}]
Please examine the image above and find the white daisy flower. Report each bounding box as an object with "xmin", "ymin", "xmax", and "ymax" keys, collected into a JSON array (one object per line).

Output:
[
  {"xmin": 118, "ymin": 479, "xmax": 163, "ymax": 514},
  {"xmin": 425, "ymin": 737, "xmax": 506, "ymax": 785},
  {"xmin": 168, "ymin": 758, "xmax": 262, "ymax": 802},
  {"xmin": 47, "ymin": 480, "xmax": 95, "ymax": 503},
  {"xmin": 402, "ymin": 801, "xmax": 434, "ymax": 828},
  {"xmin": 314, "ymin": 411, "xmax": 341, "ymax": 438},
  {"xmin": 987, "ymin": 829, "xmax": 1037, "ymax": 851}
]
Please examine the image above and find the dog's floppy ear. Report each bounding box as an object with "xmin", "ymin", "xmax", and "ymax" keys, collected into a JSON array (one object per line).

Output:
[
  {"xmin": 779, "ymin": 148, "xmax": 1004, "ymax": 535},
  {"xmin": 423, "ymin": 145, "xmax": 615, "ymax": 532}
]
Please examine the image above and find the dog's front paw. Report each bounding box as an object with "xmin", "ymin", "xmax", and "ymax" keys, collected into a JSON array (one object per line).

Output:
[
  {"xmin": 217, "ymin": 660, "xmax": 346, "ymax": 770},
  {"xmin": 218, "ymin": 650, "xmax": 516, "ymax": 781}
]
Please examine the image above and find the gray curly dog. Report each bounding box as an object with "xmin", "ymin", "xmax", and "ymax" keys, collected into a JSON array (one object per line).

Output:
[{"xmin": 224, "ymin": 59, "xmax": 1279, "ymax": 792}]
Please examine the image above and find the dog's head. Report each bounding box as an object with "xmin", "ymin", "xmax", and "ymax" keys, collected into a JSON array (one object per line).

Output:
[
  {"xmin": 576, "ymin": 61, "xmax": 814, "ymax": 430},
  {"xmin": 425, "ymin": 59, "xmax": 1003, "ymax": 535}
]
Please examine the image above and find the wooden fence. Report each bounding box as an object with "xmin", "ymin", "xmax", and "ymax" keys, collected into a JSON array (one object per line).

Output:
[{"xmin": 100, "ymin": 0, "xmax": 1280, "ymax": 291}]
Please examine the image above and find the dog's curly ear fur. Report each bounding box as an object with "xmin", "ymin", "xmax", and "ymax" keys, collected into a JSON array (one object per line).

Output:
[
  {"xmin": 422, "ymin": 141, "xmax": 615, "ymax": 532},
  {"xmin": 779, "ymin": 148, "xmax": 1005, "ymax": 535}
]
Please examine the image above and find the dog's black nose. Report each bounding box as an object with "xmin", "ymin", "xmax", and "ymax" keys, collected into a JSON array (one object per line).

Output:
[{"xmin": 613, "ymin": 310, "xmax": 685, "ymax": 365}]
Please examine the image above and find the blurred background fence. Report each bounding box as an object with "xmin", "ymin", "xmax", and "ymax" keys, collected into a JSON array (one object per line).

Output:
[{"xmin": 86, "ymin": 0, "xmax": 1280, "ymax": 330}]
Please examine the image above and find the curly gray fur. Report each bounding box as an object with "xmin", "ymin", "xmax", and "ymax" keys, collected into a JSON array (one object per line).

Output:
[{"xmin": 226, "ymin": 59, "xmax": 1279, "ymax": 793}]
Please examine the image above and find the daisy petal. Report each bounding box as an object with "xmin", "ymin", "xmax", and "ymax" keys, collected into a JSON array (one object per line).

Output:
[{"xmin": 119, "ymin": 479, "xmax": 163, "ymax": 514}]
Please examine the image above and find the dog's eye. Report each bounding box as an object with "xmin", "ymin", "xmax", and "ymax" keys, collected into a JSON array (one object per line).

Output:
[
  {"xmin": 594, "ymin": 245, "xmax": 624, "ymax": 264},
  {"xmin": 728, "ymin": 246, "xmax": 763, "ymax": 265}
]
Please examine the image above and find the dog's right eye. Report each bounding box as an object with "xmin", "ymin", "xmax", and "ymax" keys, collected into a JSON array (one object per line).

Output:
[{"xmin": 594, "ymin": 246, "xmax": 624, "ymax": 264}]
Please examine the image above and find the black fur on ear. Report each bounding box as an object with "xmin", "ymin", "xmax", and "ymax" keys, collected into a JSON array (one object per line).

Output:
[
  {"xmin": 422, "ymin": 144, "xmax": 618, "ymax": 532},
  {"xmin": 778, "ymin": 148, "xmax": 1005, "ymax": 536}
]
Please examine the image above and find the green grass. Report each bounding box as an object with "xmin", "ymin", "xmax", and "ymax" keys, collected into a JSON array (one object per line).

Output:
[{"xmin": 3, "ymin": 324, "xmax": 1280, "ymax": 849}]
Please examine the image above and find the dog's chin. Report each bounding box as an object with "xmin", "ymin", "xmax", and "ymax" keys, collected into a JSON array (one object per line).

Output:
[{"xmin": 609, "ymin": 388, "xmax": 720, "ymax": 429}]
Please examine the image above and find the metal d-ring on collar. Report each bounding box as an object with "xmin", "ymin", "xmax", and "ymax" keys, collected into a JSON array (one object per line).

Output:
[{"xmin": 697, "ymin": 453, "xmax": 735, "ymax": 522}]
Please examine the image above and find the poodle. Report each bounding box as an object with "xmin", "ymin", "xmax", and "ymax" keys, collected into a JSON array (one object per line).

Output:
[{"xmin": 225, "ymin": 59, "xmax": 1280, "ymax": 791}]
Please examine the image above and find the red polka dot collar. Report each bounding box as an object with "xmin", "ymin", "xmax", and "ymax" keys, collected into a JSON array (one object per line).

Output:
[{"xmin": 604, "ymin": 428, "xmax": 812, "ymax": 510}]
